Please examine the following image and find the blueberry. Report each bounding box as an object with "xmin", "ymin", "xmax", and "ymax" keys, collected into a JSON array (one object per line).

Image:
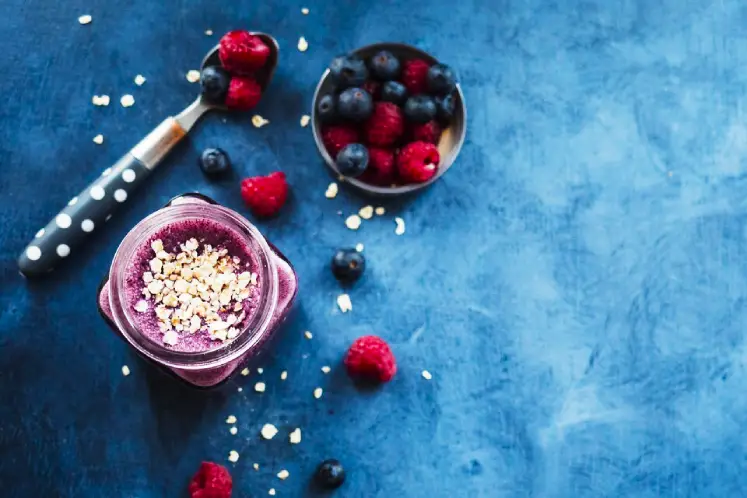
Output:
[
  {"xmin": 331, "ymin": 248, "xmax": 365, "ymax": 282},
  {"xmin": 316, "ymin": 94, "xmax": 337, "ymax": 124},
  {"xmin": 403, "ymin": 95, "xmax": 437, "ymax": 124},
  {"xmin": 315, "ymin": 459, "xmax": 346, "ymax": 489},
  {"xmin": 199, "ymin": 148, "xmax": 231, "ymax": 176},
  {"xmin": 380, "ymin": 81, "xmax": 408, "ymax": 106},
  {"xmin": 200, "ymin": 66, "xmax": 231, "ymax": 104},
  {"xmin": 335, "ymin": 144, "xmax": 369, "ymax": 177},
  {"xmin": 426, "ymin": 63, "xmax": 457, "ymax": 96},
  {"xmin": 368, "ymin": 50, "xmax": 401, "ymax": 80},
  {"xmin": 435, "ymin": 94, "xmax": 456, "ymax": 125},
  {"xmin": 337, "ymin": 88, "xmax": 373, "ymax": 122},
  {"xmin": 329, "ymin": 55, "xmax": 368, "ymax": 89}
]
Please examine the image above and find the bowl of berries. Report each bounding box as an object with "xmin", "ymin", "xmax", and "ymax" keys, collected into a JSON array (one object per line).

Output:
[{"xmin": 311, "ymin": 43, "xmax": 466, "ymax": 196}]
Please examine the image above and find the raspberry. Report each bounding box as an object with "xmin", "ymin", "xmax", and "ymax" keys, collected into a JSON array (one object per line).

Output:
[
  {"xmin": 410, "ymin": 120, "xmax": 442, "ymax": 145},
  {"xmin": 321, "ymin": 125, "xmax": 360, "ymax": 158},
  {"xmin": 363, "ymin": 102, "xmax": 404, "ymax": 147},
  {"xmin": 240, "ymin": 172, "xmax": 288, "ymax": 217},
  {"xmin": 344, "ymin": 335, "xmax": 397, "ymax": 382},
  {"xmin": 225, "ymin": 76, "xmax": 261, "ymax": 110},
  {"xmin": 362, "ymin": 80, "xmax": 381, "ymax": 99},
  {"xmin": 401, "ymin": 59, "xmax": 431, "ymax": 95},
  {"xmin": 359, "ymin": 147, "xmax": 395, "ymax": 186},
  {"xmin": 397, "ymin": 141, "xmax": 440, "ymax": 183},
  {"xmin": 188, "ymin": 461, "xmax": 232, "ymax": 498},
  {"xmin": 219, "ymin": 30, "xmax": 271, "ymax": 73}
]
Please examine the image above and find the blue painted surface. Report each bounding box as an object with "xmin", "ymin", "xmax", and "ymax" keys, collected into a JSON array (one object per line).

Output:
[{"xmin": 2, "ymin": 0, "xmax": 747, "ymax": 496}]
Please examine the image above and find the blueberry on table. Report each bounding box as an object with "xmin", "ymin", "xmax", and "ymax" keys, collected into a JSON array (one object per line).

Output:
[
  {"xmin": 426, "ymin": 63, "xmax": 457, "ymax": 96},
  {"xmin": 316, "ymin": 94, "xmax": 337, "ymax": 124},
  {"xmin": 379, "ymin": 81, "xmax": 408, "ymax": 106},
  {"xmin": 199, "ymin": 148, "xmax": 231, "ymax": 176},
  {"xmin": 337, "ymin": 88, "xmax": 373, "ymax": 122},
  {"xmin": 200, "ymin": 66, "xmax": 231, "ymax": 105},
  {"xmin": 331, "ymin": 248, "xmax": 365, "ymax": 282},
  {"xmin": 368, "ymin": 50, "xmax": 401, "ymax": 80},
  {"xmin": 315, "ymin": 459, "xmax": 346, "ymax": 489},
  {"xmin": 329, "ymin": 55, "xmax": 369, "ymax": 89},
  {"xmin": 403, "ymin": 95, "xmax": 437, "ymax": 124},
  {"xmin": 335, "ymin": 144, "xmax": 369, "ymax": 178},
  {"xmin": 435, "ymin": 94, "xmax": 456, "ymax": 125}
]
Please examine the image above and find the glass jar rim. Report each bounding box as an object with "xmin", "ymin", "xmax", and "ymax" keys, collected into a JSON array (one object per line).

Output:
[{"xmin": 108, "ymin": 203, "xmax": 279, "ymax": 370}]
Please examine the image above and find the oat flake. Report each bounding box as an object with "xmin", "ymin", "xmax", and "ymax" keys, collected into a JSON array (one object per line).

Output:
[
  {"xmin": 280, "ymin": 371, "xmax": 288, "ymax": 380},
  {"xmin": 394, "ymin": 217, "xmax": 406, "ymax": 235},
  {"xmin": 121, "ymin": 365, "xmax": 130, "ymax": 376},
  {"xmin": 186, "ymin": 70, "xmax": 201, "ymax": 83},
  {"xmin": 261, "ymin": 423, "xmax": 278, "ymax": 440},
  {"xmin": 289, "ymin": 428, "xmax": 301, "ymax": 444},
  {"xmin": 226, "ymin": 415, "xmax": 237, "ymax": 424},
  {"xmin": 337, "ymin": 294, "xmax": 352, "ymax": 313},
  {"xmin": 375, "ymin": 206, "xmax": 386, "ymax": 215},
  {"xmin": 300, "ymin": 115, "xmax": 310, "ymax": 127},
  {"xmin": 78, "ymin": 15, "xmax": 92, "ymax": 25},
  {"xmin": 228, "ymin": 450, "xmax": 239, "ymax": 463},
  {"xmin": 297, "ymin": 36, "xmax": 308, "ymax": 52},
  {"xmin": 321, "ymin": 366, "xmax": 331, "ymax": 374},
  {"xmin": 422, "ymin": 370, "xmax": 433, "ymax": 380},
  {"xmin": 355, "ymin": 243, "xmax": 364, "ymax": 252},
  {"xmin": 255, "ymin": 382, "xmax": 266, "ymax": 393},
  {"xmin": 120, "ymin": 94, "xmax": 135, "ymax": 107},
  {"xmin": 252, "ymin": 115, "xmax": 270, "ymax": 128},
  {"xmin": 301, "ymin": 7, "xmax": 309, "ymax": 14},
  {"xmin": 134, "ymin": 75, "xmax": 146, "ymax": 86},
  {"xmin": 277, "ymin": 469, "xmax": 289, "ymax": 480},
  {"xmin": 93, "ymin": 134, "xmax": 104, "ymax": 145},
  {"xmin": 313, "ymin": 387, "xmax": 323, "ymax": 399},
  {"xmin": 345, "ymin": 215, "xmax": 362, "ymax": 230},
  {"xmin": 359, "ymin": 205, "xmax": 374, "ymax": 219},
  {"xmin": 325, "ymin": 182, "xmax": 338, "ymax": 199}
]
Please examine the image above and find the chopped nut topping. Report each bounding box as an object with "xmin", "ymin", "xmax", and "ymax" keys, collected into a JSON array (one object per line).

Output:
[
  {"xmin": 289, "ymin": 428, "xmax": 301, "ymax": 444},
  {"xmin": 261, "ymin": 423, "xmax": 278, "ymax": 440}
]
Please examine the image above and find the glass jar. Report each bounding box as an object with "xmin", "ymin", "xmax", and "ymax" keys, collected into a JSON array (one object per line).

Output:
[{"xmin": 97, "ymin": 194, "xmax": 297, "ymax": 388}]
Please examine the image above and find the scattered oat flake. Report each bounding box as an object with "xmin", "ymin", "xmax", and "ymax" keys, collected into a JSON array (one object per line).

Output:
[
  {"xmin": 301, "ymin": 7, "xmax": 309, "ymax": 14},
  {"xmin": 134, "ymin": 74, "xmax": 146, "ymax": 86},
  {"xmin": 394, "ymin": 217, "xmax": 406, "ymax": 235},
  {"xmin": 257, "ymin": 367, "xmax": 264, "ymax": 374},
  {"xmin": 304, "ymin": 331, "xmax": 313, "ymax": 339},
  {"xmin": 269, "ymin": 489, "xmax": 276, "ymax": 496},
  {"xmin": 241, "ymin": 368, "xmax": 250, "ymax": 376},
  {"xmin": 300, "ymin": 115, "xmax": 310, "ymax": 127},
  {"xmin": 280, "ymin": 371, "xmax": 288, "ymax": 380},
  {"xmin": 313, "ymin": 387, "xmax": 323, "ymax": 399},
  {"xmin": 355, "ymin": 243, "xmax": 364, "ymax": 252},
  {"xmin": 253, "ymin": 463, "xmax": 260, "ymax": 471},
  {"xmin": 321, "ymin": 366, "xmax": 331, "ymax": 374},
  {"xmin": 289, "ymin": 428, "xmax": 301, "ymax": 444},
  {"xmin": 205, "ymin": 29, "xmax": 213, "ymax": 36},
  {"xmin": 92, "ymin": 95, "xmax": 110, "ymax": 106},
  {"xmin": 375, "ymin": 206, "xmax": 386, "ymax": 215},
  {"xmin": 228, "ymin": 450, "xmax": 240, "ymax": 463},
  {"xmin": 345, "ymin": 215, "xmax": 362, "ymax": 230},
  {"xmin": 261, "ymin": 423, "xmax": 278, "ymax": 440},
  {"xmin": 93, "ymin": 134, "xmax": 104, "ymax": 145},
  {"xmin": 237, "ymin": 387, "xmax": 243, "ymax": 392},
  {"xmin": 277, "ymin": 469, "xmax": 290, "ymax": 480},
  {"xmin": 230, "ymin": 426, "xmax": 238, "ymax": 435},
  {"xmin": 121, "ymin": 365, "xmax": 130, "ymax": 376},
  {"xmin": 359, "ymin": 205, "xmax": 374, "ymax": 219},
  {"xmin": 252, "ymin": 115, "xmax": 270, "ymax": 128},
  {"xmin": 186, "ymin": 70, "xmax": 201, "ymax": 83},
  {"xmin": 422, "ymin": 370, "xmax": 433, "ymax": 380},
  {"xmin": 255, "ymin": 382, "xmax": 266, "ymax": 393},
  {"xmin": 337, "ymin": 294, "xmax": 352, "ymax": 313},
  {"xmin": 226, "ymin": 415, "xmax": 237, "ymax": 424},
  {"xmin": 78, "ymin": 14, "xmax": 92, "ymax": 25},
  {"xmin": 325, "ymin": 182, "xmax": 338, "ymax": 199},
  {"xmin": 120, "ymin": 94, "xmax": 135, "ymax": 107},
  {"xmin": 297, "ymin": 36, "xmax": 308, "ymax": 52}
]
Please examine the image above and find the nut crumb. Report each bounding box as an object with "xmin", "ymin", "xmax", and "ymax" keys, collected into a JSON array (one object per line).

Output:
[
  {"xmin": 355, "ymin": 243, "xmax": 364, "ymax": 252},
  {"xmin": 375, "ymin": 206, "xmax": 386, "ymax": 215},
  {"xmin": 422, "ymin": 370, "xmax": 433, "ymax": 380},
  {"xmin": 359, "ymin": 205, "xmax": 374, "ymax": 219},
  {"xmin": 230, "ymin": 426, "xmax": 238, "ymax": 435},
  {"xmin": 134, "ymin": 74, "xmax": 146, "ymax": 86},
  {"xmin": 226, "ymin": 415, "xmax": 237, "ymax": 424},
  {"xmin": 228, "ymin": 450, "xmax": 239, "ymax": 463},
  {"xmin": 325, "ymin": 182, "xmax": 338, "ymax": 199},
  {"xmin": 345, "ymin": 215, "xmax": 362, "ymax": 230},
  {"xmin": 280, "ymin": 371, "xmax": 287, "ymax": 380},
  {"xmin": 394, "ymin": 217, "xmax": 405, "ymax": 235},
  {"xmin": 255, "ymin": 382, "xmax": 266, "ymax": 393},
  {"xmin": 121, "ymin": 365, "xmax": 130, "ymax": 376},
  {"xmin": 241, "ymin": 368, "xmax": 250, "ymax": 376},
  {"xmin": 313, "ymin": 387, "xmax": 323, "ymax": 399},
  {"xmin": 261, "ymin": 423, "xmax": 278, "ymax": 440},
  {"xmin": 205, "ymin": 29, "xmax": 213, "ymax": 35},
  {"xmin": 186, "ymin": 70, "xmax": 201, "ymax": 83},
  {"xmin": 304, "ymin": 331, "xmax": 313, "ymax": 339},
  {"xmin": 92, "ymin": 95, "xmax": 110, "ymax": 106},
  {"xmin": 277, "ymin": 469, "xmax": 289, "ymax": 480},
  {"xmin": 252, "ymin": 115, "xmax": 270, "ymax": 128},
  {"xmin": 337, "ymin": 294, "xmax": 352, "ymax": 313},
  {"xmin": 120, "ymin": 94, "xmax": 135, "ymax": 107},
  {"xmin": 300, "ymin": 115, "xmax": 310, "ymax": 127},
  {"xmin": 301, "ymin": 7, "xmax": 309, "ymax": 14},
  {"xmin": 93, "ymin": 134, "xmax": 104, "ymax": 145},
  {"xmin": 289, "ymin": 428, "xmax": 301, "ymax": 444},
  {"xmin": 297, "ymin": 36, "xmax": 308, "ymax": 52},
  {"xmin": 78, "ymin": 14, "xmax": 92, "ymax": 25},
  {"xmin": 321, "ymin": 366, "xmax": 331, "ymax": 374}
]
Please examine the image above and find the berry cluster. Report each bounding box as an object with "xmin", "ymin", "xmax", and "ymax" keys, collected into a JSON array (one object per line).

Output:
[
  {"xmin": 199, "ymin": 30, "xmax": 271, "ymax": 110},
  {"xmin": 317, "ymin": 50, "xmax": 458, "ymax": 186}
]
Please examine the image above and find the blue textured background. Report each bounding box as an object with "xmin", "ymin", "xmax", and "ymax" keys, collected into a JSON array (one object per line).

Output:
[{"xmin": 2, "ymin": 0, "xmax": 746, "ymax": 496}]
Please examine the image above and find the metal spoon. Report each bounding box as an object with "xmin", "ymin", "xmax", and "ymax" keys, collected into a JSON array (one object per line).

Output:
[{"xmin": 18, "ymin": 33, "xmax": 279, "ymax": 277}]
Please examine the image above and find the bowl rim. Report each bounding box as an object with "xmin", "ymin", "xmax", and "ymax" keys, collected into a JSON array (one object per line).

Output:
[{"xmin": 311, "ymin": 41, "xmax": 467, "ymax": 197}]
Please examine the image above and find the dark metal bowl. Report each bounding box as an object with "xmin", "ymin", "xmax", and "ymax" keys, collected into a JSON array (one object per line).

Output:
[{"xmin": 311, "ymin": 42, "xmax": 467, "ymax": 196}]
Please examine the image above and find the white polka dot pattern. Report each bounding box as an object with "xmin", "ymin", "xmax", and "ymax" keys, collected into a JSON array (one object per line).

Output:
[
  {"xmin": 122, "ymin": 169, "xmax": 136, "ymax": 183},
  {"xmin": 90, "ymin": 186, "xmax": 105, "ymax": 200},
  {"xmin": 27, "ymin": 246, "xmax": 41, "ymax": 261},
  {"xmin": 56, "ymin": 244, "xmax": 70, "ymax": 257},
  {"xmin": 56, "ymin": 213, "xmax": 72, "ymax": 229},
  {"xmin": 81, "ymin": 219, "xmax": 95, "ymax": 232},
  {"xmin": 68, "ymin": 197, "xmax": 78, "ymax": 206},
  {"xmin": 35, "ymin": 228, "xmax": 45, "ymax": 238},
  {"xmin": 114, "ymin": 189, "xmax": 128, "ymax": 202}
]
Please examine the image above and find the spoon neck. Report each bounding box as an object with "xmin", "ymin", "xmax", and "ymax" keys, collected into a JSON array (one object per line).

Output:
[{"xmin": 176, "ymin": 99, "xmax": 211, "ymax": 132}]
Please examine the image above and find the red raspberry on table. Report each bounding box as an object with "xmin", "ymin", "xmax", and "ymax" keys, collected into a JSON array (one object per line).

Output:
[
  {"xmin": 410, "ymin": 120, "xmax": 442, "ymax": 145},
  {"xmin": 363, "ymin": 102, "xmax": 404, "ymax": 147},
  {"xmin": 359, "ymin": 147, "xmax": 396, "ymax": 186},
  {"xmin": 240, "ymin": 172, "xmax": 288, "ymax": 217},
  {"xmin": 344, "ymin": 335, "xmax": 397, "ymax": 383},
  {"xmin": 219, "ymin": 30, "xmax": 270, "ymax": 73},
  {"xmin": 362, "ymin": 80, "xmax": 381, "ymax": 99},
  {"xmin": 225, "ymin": 76, "xmax": 261, "ymax": 110},
  {"xmin": 397, "ymin": 141, "xmax": 440, "ymax": 183},
  {"xmin": 188, "ymin": 461, "xmax": 232, "ymax": 498},
  {"xmin": 321, "ymin": 125, "xmax": 360, "ymax": 158},
  {"xmin": 401, "ymin": 59, "xmax": 431, "ymax": 95}
]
